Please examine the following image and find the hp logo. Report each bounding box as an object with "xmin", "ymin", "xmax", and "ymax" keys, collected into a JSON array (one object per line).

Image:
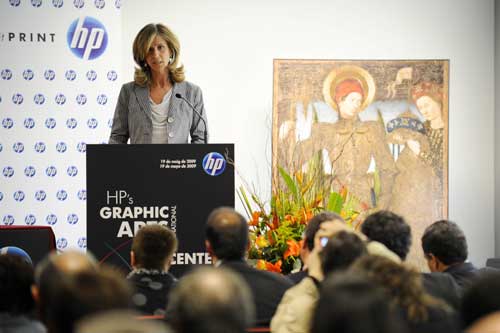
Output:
[
  {"xmin": 94, "ymin": 0, "xmax": 104, "ymax": 9},
  {"xmin": 56, "ymin": 142, "xmax": 67, "ymax": 153},
  {"xmin": 13, "ymin": 190, "xmax": 25, "ymax": 202},
  {"xmin": 74, "ymin": 0, "xmax": 84, "ymax": 8},
  {"xmin": 77, "ymin": 142, "xmax": 86, "ymax": 152},
  {"xmin": 77, "ymin": 189, "xmax": 87, "ymax": 200},
  {"xmin": 13, "ymin": 142, "xmax": 24, "ymax": 153},
  {"xmin": 24, "ymin": 166, "xmax": 36, "ymax": 177},
  {"xmin": 52, "ymin": 0, "xmax": 63, "ymax": 8},
  {"xmin": 115, "ymin": 0, "xmax": 121, "ymax": 9},
  {"xmin": 2, "ymin": 118, "xmax": 14, "ymax": 129},
  {"xmin": 24, "ymin": 118, "xmax": 35, "ymax": 129},
  {"xmin": 202, "ymin": 152, "xmax": 227, "ymax": 176},
  {"xmin": 46, "ymin": 166, "xmax": 57, "ymax": 177},
  {"xmin": 12, "ymin": 93, "xmax": 24, "ymax": 105},
  {"xmin": 56, "ymin": 189, "xmax": 68, "ymax": 201},
  {"xmin": 78, "ymin": 237, "xmax": 87, "ymax": 248},
  {"xmin": 87, "ymin": 118, "xmax": 98, "ymax": 129},
  {"xmin": 67, "ymin": 214, "xmax": 79, "ymax": 225},
  {"xmin": 107, "ymin": 70, "xmax": 117, "ymax": 81},
  {"xmin": 0, "ymin": 192, "xmax": 3, "ymax": 201},
  {"xmin": 65, "ymin": 69, "xmax": 77, "ymax": 81},
  {"xmin": 3, "ymin": 215, "xmax": 15, "ymax": 226},
  {"xmin": 67, "ymin": 166, "xmax": 78, "ymax": 177},
  {"xmin": 46, "ymin": 214, "xmax": 58, "ymax": 225},
  {"xmin": 45, "ymin": 118, "xmax": 56, "ymax": 129},
  {"xmin": 9, "ymin": 0, "xmax": 21, "ymax": 6},
  {"xmin": 23, "ymin": 69, "xmax": 35, "ymax": 80},
  {"xmin": 44, "ymin": 69, "xmax": 56, "ymax": 80},
  {"xmin": 25, "ymin": 214, "xmax": 36, "ymax": 225},
  {"xmin": 66, "ymin": 118, "xmax": 78, "ymax": 129},
  {"xmin": 57, "ymin": 238, "xmax": 68, "ymax": 250},
  {"xmin": 108, "ymin": 118, "xmax": 113, "ymax": 128},
  {"xmin": 1, "ymin": 69, "xmax": 13, "ymax": 80},
  {"xmin": 34, "ymin": 142, "xmax": 46, "ymax": 153},
  {"xmin": 67, "ymin": 17, "xmax": 108, "ymax": 60},
  {"xmin": 76, "ymin": 93, "xmax": 87, "ymax": 105},
  {"xmin": 34, "ymin": 93, "xmax": 46, "ymax": 105},
  {"xmin": 3, "ymin": 167, "xmax": 14, "ymax": 178},
  {"xmin": 0, "ymin": 144, "xmax": 2, "ymax": 152},
  {"xmin": 97, "ymin": 94, "xmax": 107, "ymax": 105},
  {"xmin": 55, "ymin": 93, "xmax": 66, "ymax": 105},
  {"xmin": 31, "ymin": 0, "xmax": 42, "ymax": 7},
  {"xmin": 35, "ymin": 190, "xmax": 47, "ymax": 201},
  {"xmin": 86, "ymin": 70, "xmax": 97, "ymax": 81}
]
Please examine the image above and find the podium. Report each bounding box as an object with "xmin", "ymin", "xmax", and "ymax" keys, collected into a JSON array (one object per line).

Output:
[
  {"xmin": 0, "ymin": 226, "xmax": 56, "ymax": 266},
  {"xmin": 86, "ymin": 144, "xmax": 234, "ymax": 276}
]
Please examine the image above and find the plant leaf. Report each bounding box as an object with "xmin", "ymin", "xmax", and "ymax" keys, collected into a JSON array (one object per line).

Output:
[
  {"xmin": 327, "ymin": 192, "xmax": 344, "ymax": 213},
  {"xmin": 279, "ymin": 167, "xmax": 299, "ymax": 202}
]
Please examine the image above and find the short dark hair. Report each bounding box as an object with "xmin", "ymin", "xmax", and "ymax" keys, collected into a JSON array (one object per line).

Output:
[
  {"xmin": 205, "ymin": 207, "xmax": 248, "ymax": 261},
  {"xmin": 305, "ymin": 211, "xmax": 344, "ymax": 251},
  {"xmin": 132, "ymin": 225, "xmax": 178, "ymax": 270},
  {"xmin": 0, "ymin": 254, "xmax": 35, "ymax": 315},
  {"xmin": 320, "ymin": 231, "xmax": 367, "ymax": 275},
  {"xmin": 461, "ymin": 271, "xmax": 500, "ymax": 328},
  {"xmin": 421, "ymin": 220, "xmax": 467, "ymax": 265},
  {"xmin": 361, "ymin": 210, "xmax": 411, "ymax": 260}
]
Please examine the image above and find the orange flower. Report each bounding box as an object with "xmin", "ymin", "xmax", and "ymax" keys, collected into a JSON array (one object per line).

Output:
[
  {"xmin": 265, "ymin": 260, "xmax": 282, "ymax": 273},
  {"xmin": 284, "ymin": 239, "xmax": 301, "ymax": 259},
  {"xmin": 256, "ymin": 235, "xmax": 269, "ymax": 248},
  {"xmin": 256, "ymin": 260, "xmax": 267, "ymax": 270},
  {"xmin": 284, "ymin": 214, "xmax": 297, "ymax": 224},
  {"xmin": 271, "ymin": 215, "xmax": 280, "ymax": 230},
  {"xmin": 249, "ymin": 211, "xmax": 260, "ymax": 226}
]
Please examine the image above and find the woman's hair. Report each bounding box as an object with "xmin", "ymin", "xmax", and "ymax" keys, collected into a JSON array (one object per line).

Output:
[
  {"xmin": 132, "ymin": 23, "xmax": 185, "ymax": 86},
  {"xmin": 349, "ymin": 255, "xmax": 449, "ymax": 323}
]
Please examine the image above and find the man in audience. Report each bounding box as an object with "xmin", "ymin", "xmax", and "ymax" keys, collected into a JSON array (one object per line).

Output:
[
  {"xmin": 128, "ymin": 225, "xmax": 178, "ymax": 315},
  {"xmin": 0, "ymin": 254, "xmax": 45, "ymax": 333},
  {"xmin": 421, "ymin": 220, "xmax": 479, "ymax": 288},
  {"xmin": 205, "ymin": 207, "xmax": 293, "ymax": 326},
  {"xmin": 167, "ymin": 267, "xmax": 255, "ymax": 333}
]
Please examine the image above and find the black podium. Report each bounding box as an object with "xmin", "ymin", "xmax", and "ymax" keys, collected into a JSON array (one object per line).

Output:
[{"xmin": 86, "ymin": 144, "xmax": 234, "ymax": 276}]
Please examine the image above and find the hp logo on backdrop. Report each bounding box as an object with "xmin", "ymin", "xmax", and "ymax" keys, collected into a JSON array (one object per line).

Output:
[
  {"xmin": 202, "ymin": 152, "xmax": 226, "ymax": 176},
  {"xmin": 0, "ymin": 144, "xmax": 2, "ymax": 152},
  {"xmin": 66, "ymin": 118, "xmax": 78, "ymax": 129},
  {"xmin": 3, "ymin": 167, "xmax": 14, "ymax": 178},
  {"xmin": 86, "ymin": 70, "xmax": 97, "ymax": 81},
  {"xmin": 56, "ymin": 142, "xmax": 67, "ymax": 153},
  {"xmin": 94, "ymin": 0, "xmax": 104, "ymax": 9},
  {"xmin": 9, "ymin": 0, "xmax": 21, "ymax": 7},
  {"xmin": 44, "ymin": 69, "xmax": 56, "ymax": 81},
  {"xmin": 107, "ymin": 70, "xmax": 117, "ymax": 81},
  {"xmin": 35, "ymin": 190, "xmax": 47, "ymax": 201},
  {"xmin": 74, "ymin": 0, "xmax": 84, "ymax": 8},
  {"xmin": 77, "ymin": 142, "xmax": 86, "ymax": 152},
  {"xmin": 108, "ymin": 118, "xmax": 113, "ymax": 128},
  {"xmin": 45, "ymin": 118, "xmax": 56, "ymax": 129},
  {"xmin": 87, "ymin": 118, "xmax": 98, "ymax": 129},
  {"xmin": 97, "ymin": 94, "xmax": 107, "ymax": 105},
  {"xmin": 77, "ymin": 189, "xmax": 86, "ymax": 200},
  {"xmin": 65, "ymin": 69, "xmax": 77, "ymax": 81},
  {"xmin": 13, "ymin": 142, "xmax": 24, "ymax": 153},
  {"xmin": 78, "ymin": 237, "xmax": 87, "ymax": 248},
  {"xmin": 24, "ymin": 166, "xmax": 36, "ymax": 177},
  {"xmin": 76, "ymin": 93, "xmax": 87, "ymax": 105},
  {"xmin": 25, "ymin": 214, "xmax": 36, "ymax": 225},
  {"xmin": 52, "ymin": 0, "xmax": 63, "ymax": 8},
  {"xmin": 24, "ymin": 118, "xmax": 35, "ymax": 129},
  {"xmin": 1, "ymin": 69, "xmax": 13, "ymax": 80},
  {"xmin": 114, "ymin": 0, "xmax": 121, "ymax": 8},
  {"xmin": 2, "ymin": 118, "xmax": 14, "ymax": 129},
  {"xmin": 55, "ymin": 93, "xmax": 66, "ymax": 105},
  {"xmin": 57, "ymin": 238, "xmax": 68, "ymax": 250},
  {"xmin": 56, "ymin": 189, "xmax": 68, "ymax": 201},
  {"xmin": 12, "ymin": 93, "xmax": 23, "ymax": 105},
  {"xmin": 13, "ymin": 191, "xmax": 25, "ymax": 202},
  {"xmin": 34, "ymin": 93, "xmax": 46, "ymax": 105},
  {"xmin": 23, "ymin": 69, "xmax": 35, "ymax": 80},
  {"xmin": 46, "ymin": 214, "xmax": 57, "ymax": 225},
  {"xmin": 34, "ymin": 142, "xmax": 46, "ymax": 153},
  {"xmin": 46, "ymin": 166, "xmax": 57, "ymax": 177},
  {"xmin": 0, "ymin": 192, "xmax": 3, "ymax": 202},
  {"xmin": 67, "ymin": 214, "xmax": 79, "ymax": 225},
  {"xmin": 67, "ymin": 16, "xmax": 108, "ymax": 60},
  {"xmin": 3, "ymin": 215, "xmax": 15, "ymax": 226},
  {"xmin": 67, "ymin": 166, "xmax": 78, "ymax": 177},
  {"xmin": 31, "ymin": 0, "xmax": 42, "ymax": 7}
]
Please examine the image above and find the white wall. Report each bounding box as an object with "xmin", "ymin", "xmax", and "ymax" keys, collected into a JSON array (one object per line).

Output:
[{"xmin": 122, "ymin": 0, "xmax": 496, "ymax": 267}]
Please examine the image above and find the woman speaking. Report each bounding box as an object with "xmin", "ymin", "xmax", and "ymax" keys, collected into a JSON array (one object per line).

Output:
[{"xmin": 109, "ymin": 23, "xmax": 208, "ymax": 144}]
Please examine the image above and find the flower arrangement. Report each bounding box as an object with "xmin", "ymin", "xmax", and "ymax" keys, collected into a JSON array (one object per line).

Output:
[{"xmin": 238, "ymin": 155, "xmax": 369, "ymax": 274}]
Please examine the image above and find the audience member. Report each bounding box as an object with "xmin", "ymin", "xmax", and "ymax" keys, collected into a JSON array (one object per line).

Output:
[
  {"xmin": 0, "ymin": 246, "xmax": 33, "ymax": 266},
  {"xmin": 75, "ymin": 310, "xmax": 172, "ymax": 333},
  {"xmin": 0, "ymin": 254, "xmax": 45, "ymax": 333},
  {"xmin": 205, "ymin": 207, "xmax": 292, "ymax": 326},
  {"xmin": 461, "ymin": 271, "xmax": 500, "ymax": 329},
  {"xmin": 465, "ymin": 311, "xmax": 500, "ymax": 333},
  {"xmin": 311, "ymin": 273, "xmax": 408, "ymax": 333},
  {"xmin": 167, "ymin": 267, "xmax": 255, "ymax": 333},
  {"xmin": 128, "ymin": 225, "xmax": 178, "ymax": 315}
]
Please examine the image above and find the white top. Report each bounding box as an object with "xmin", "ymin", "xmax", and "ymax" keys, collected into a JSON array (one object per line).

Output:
[{"xmin": 149, "ymin": 89, "xmax": 172, "ymax": 143}]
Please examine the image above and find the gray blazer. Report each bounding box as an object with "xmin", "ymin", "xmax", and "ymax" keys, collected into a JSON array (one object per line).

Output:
[{"xmin": 108, "ymin": 80, "xmax": 208, "ymax": 144}]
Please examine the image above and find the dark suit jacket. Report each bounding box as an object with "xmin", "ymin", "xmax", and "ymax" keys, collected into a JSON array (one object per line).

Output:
[
  {"xmin": 445, "ymin": 262, "xmax": 479, "ymax": 288},
  {"xmin": 422, "ymin": 272, "xmax": 461, "ymax": 310},
  {"xmin": 220, "ymin": 260, "xmax": 293, "ymax": 326}
]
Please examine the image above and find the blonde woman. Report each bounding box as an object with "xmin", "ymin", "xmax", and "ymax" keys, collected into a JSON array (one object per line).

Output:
[{"xmin": 109, "ymin": 23, "xmax": 208, "ymax": 144}]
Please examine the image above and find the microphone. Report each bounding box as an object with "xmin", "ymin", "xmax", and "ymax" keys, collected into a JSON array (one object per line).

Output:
[{"xmin": 175, "ymin": 93, "xmax": 208, "ymax": 144}]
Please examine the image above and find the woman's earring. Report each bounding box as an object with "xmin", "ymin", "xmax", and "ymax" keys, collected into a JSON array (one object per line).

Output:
[{"xmin": 168, "ymin": 57, "xmax": 174, "ymax": 65}]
